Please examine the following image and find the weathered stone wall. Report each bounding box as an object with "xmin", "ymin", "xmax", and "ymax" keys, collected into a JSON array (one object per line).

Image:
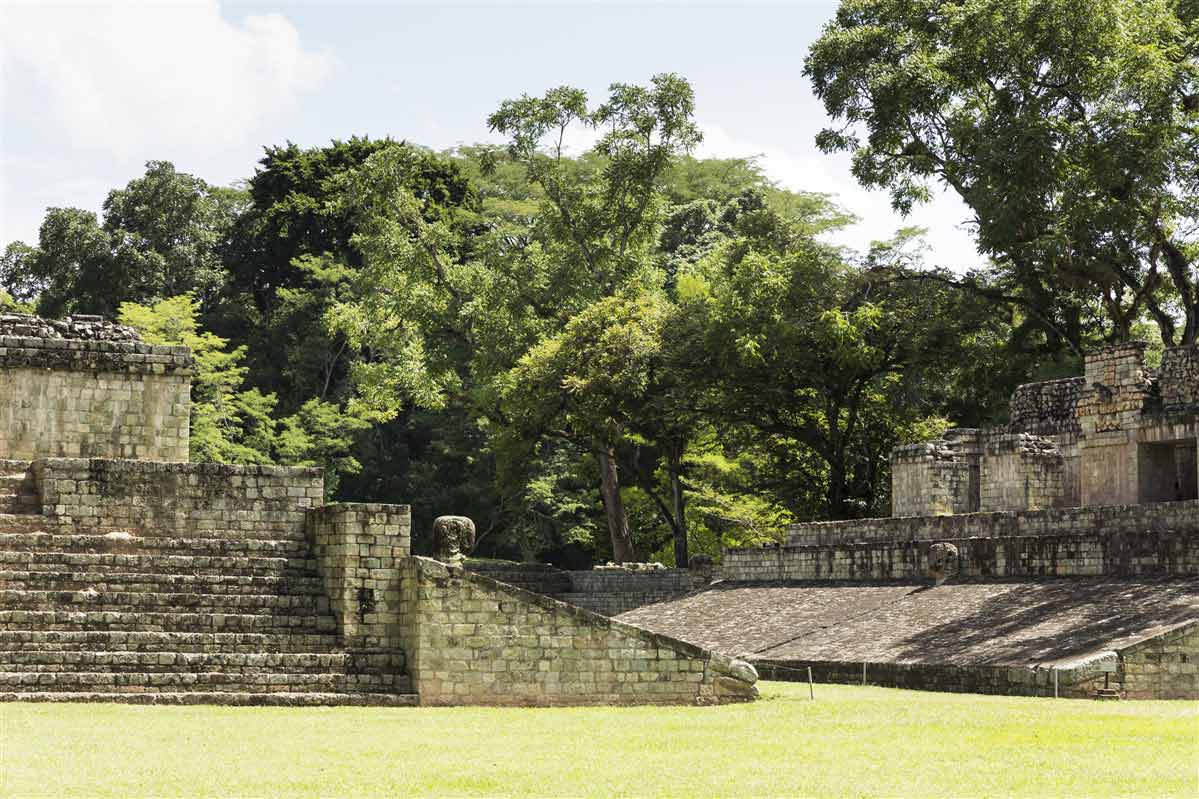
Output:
[
  {"xmin": 1054, "ymin": 433, "xmax": 1082, "ymax": 508},
  {"xmin": 0, "ymin": 338, "xmax": 192, "ymax": 461},
  {"xmin": 559, "ymin": 569, "xmax": 702, "ymax": 616},
  {"xmin": 1120, "ymin": 622, "xmax": 1199, "ymax": 700},
  {"xmin": 1158, "ymin": 346, "xmax": 1199, "ymax": 410},
  {"xmin": 785, "ymin": 499, "xmax": 1198, "ymax": 547},
  {"xmin": 1077, "ymin": 344, "xmax": 1153, "ymax": 507},
  {"xmin": 722, "ymin": 529, "xmax": 1199, "ymax": 583},
  {"xmin": 890, "ymin": 429, "xmax": 981, "ymax": 517},
  {"xmin": 464, "ymin": 561, "xmax": 574, "ymax": 595},
  {"xmin": 891, "ymin": 444, "xmax": 972, "ymax": 517},
  {"xmin": 308, "ymin": 503, "xmax": 411, "ymax": 650},
  {"xmin": 34, "ymin": 458, "xmax": 323, "ymax": 538},
  {"xmin": 1007, "ymin": 377, "xmax": 1085, "ymax": 435},
  {"xmin": 752, "ymin": 655, "xmax": 1111, "ymax": 699},
  {"xmin": 465, "ymin": 560, "xmax": 705, "ymax": 616},
  {"xmin": 891, "ymin": 342, "xmax": 1196, "ymax": 516},
  {"xmin": 979, "ymin": 434, "xmax": 1065, "ymax": 512},
  {"xmin": 398, "ymin": 556, "xmax": 756, "ymax": 706}
]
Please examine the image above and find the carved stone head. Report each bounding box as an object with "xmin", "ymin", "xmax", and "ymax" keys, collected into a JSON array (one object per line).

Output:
[
  {"xmin": 927, "ymin": 542, "xmax": 959, "ymax": 584},
  {"xmin": 432, "ymin": 515, "xmax": 476, "ymax": 564}
]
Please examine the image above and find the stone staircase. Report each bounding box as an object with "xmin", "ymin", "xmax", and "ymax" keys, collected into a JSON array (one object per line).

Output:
[
  {"xmin": 0, "ymin": 468, "xmax": 41, "ymax": 516},
  {"xmin": 0, "ymin": 480, "xmax": 416, "ymax": 706}
]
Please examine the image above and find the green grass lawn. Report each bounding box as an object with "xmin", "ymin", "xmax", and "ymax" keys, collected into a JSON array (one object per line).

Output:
[{"xmin": 1, "ymin": 682, "xmax": 1195, "ymax": 798}]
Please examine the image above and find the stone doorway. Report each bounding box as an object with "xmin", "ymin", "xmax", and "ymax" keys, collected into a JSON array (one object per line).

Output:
[{"xmin": 1138, "ymin": 439, "xmax": 1199, "ymax": 503}]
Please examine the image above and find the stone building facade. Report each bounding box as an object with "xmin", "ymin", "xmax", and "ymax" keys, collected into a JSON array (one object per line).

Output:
[
  {"xmin": 891, "ymin": 344, "xmax": 1199, "ymax": 516},
  {"xmin": 0, "ymin": 315, "xmax": 191, "ymax": 461},
  {"xmin": 0, "ymin": 314, "xmax": 756, "ymax": 706}
]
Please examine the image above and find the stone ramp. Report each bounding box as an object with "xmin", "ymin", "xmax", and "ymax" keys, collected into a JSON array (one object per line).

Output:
[
  {"xmin": 398, "ymin": 557, "xmax": 758, "ymax": 706},
  {"xmin": 616, "ymin": 577, "xmax": 1199, "ymax": 698},
  {"xmin": 0, "ymin": 518, "xmax": 416, "ymax": 706}
]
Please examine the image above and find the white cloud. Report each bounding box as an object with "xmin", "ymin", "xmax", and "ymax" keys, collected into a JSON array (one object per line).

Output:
[
  {"xmin": 696, "ymin": 122, "xmax": 985, "ymax": 273},
  {"xmin": 0, "ymin": 1, "xmax": 335, "ymax": 160}
]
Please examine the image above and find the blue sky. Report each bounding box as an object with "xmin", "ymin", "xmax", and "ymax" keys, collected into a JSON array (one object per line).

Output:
[{"xmin": 1, "ymin": 1, "xmax": 983, "ymax": 270}]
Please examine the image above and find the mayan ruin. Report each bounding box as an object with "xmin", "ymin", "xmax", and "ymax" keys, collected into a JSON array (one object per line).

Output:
[
  {"xmin": 5, "ymin": 4, "xmax": 1197, "ymax": 792},
  {"xmin": 623, "ymin": 343, "xmax": 1199, "ymax": 700},
  {"xmin": 0, "ymin": 314, "xmax": 757, "ymax": 706},
  {"xmin": 3, "ymin": 315, "xmax": 1191, "ymax": 707}
]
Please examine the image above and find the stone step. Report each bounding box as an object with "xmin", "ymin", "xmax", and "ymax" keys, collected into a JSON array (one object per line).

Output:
[
  {"xmin": 0, "ymin": 532, "xmax": 309, "ymax": 559},
  {"xmin": 0, "ymin": 515, "xmax": 60, "ymax": 534},
  {"xmin": 0, "ymin": 609, "xmax": 337, "ymax": 635},
  {"xmin": 0, "ymin": 550, "xmax": 319, "ymax": 578},
  {"xmin": 0, "ymin": 570, "xmax": 326, "ymax": 596},
  {"xmin": 0, "ymin": 589, "xmax": 328, "ymax": 616},
  {"xmin": 0, "ymin": 630, "xmax": 342, "ymax": 653},
  {"xmin": 0, "ymin": 670, "xmax": 410, "ymax": 694},
  {"xmin": 0, "ymin": 691, "xmax": 419, "ymax": 707},
  {"xmin": 3, "ymin": 650, "xmax": 405, "ymax": 678},
  {"xmin": 0, "ymin": 647, "xmax": 400, "ymax": 667}
]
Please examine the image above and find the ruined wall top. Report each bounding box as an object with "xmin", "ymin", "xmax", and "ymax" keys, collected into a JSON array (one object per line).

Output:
[
  {"xmin": 0, "ymin": 313, "xmax": 193, "ymax": 376},
  {"xmin": 1158, "ymin": 345, "xmax": 1199, "ymax": 411},
  {"xmin": 0, "ymin": 313, "xmax": 142, "ymax": 342},
  {"xmin": 0, "ymin": 313, "xmax": 193, "ymax": 461},
  {"xmin": 1006, "ymin": 377, "xmax": 1085, "ymax": 435}
]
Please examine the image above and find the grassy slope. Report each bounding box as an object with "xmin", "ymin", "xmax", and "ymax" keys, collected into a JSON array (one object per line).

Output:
[{"xmin": 0, "ymin": 682, "xmax": 1195, "ymax": 798}]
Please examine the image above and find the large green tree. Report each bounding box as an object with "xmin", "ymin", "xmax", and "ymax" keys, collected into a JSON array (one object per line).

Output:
[
  {"xmin": 330, "ymin": 76, "xmax": 703, "ymax": 561},
  {"xmin": 4, "ymin": 162, "xmax": 242, "ymax": 317},
  {"xmin": 806, "ymin": 0, "xmax": 1199, "ymax": 346}
]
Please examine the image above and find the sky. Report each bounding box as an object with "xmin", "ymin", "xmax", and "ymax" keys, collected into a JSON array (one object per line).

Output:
[{"xmin": 0, "ymin": 0, "xmax": 984, "ymax": 270}]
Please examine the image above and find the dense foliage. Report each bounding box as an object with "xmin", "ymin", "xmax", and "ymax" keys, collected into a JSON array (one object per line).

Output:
[
  {"xmin": 8, "ymin": 36, "xmax": 1188, "ymax": 563},
  {"xmin": 806, "ymin": 0, "xmax": 1198, "ymax": 349}
]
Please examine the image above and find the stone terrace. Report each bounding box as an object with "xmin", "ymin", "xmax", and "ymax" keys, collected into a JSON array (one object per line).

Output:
[{"xmin": 618, "ymin": 577, "xmax": 1199, "ymax": 698}]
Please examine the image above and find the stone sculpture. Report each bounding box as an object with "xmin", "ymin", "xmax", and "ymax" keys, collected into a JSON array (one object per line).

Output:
[
  {"xmin": 927, "ymin": 542, "xmax": 959, "ymax": 584},
  {"xmin": 432, "ymin": 515, "xmax": 476, "ymax": 563}
]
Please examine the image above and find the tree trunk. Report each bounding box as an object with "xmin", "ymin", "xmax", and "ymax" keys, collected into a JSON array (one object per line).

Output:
[
  {"xmin": 598, "ymin": 447, "xmax": 636, "ymax": 563},
  {"xmin": 669, "ymin": 442, "xmax": 688, "ymax": 568}
]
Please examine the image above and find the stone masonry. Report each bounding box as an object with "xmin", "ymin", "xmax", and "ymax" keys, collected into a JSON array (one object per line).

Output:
[
  {"xmin": 465, "ymin": 559, "xmax": 708, "ymax": 617},
  {"xmin": 399, "ymin": 557, "xmax": 755, "ymax": 706},
  {"xmin": 891, "ymin": 344, "xmax": 1198, "ymax": 515},
  {"xmin": 622, "ymin": 342, "xmax": 1199, "ymax": 700},
  {"xmin": 0, "ymin": 313, "xmax": 754, "ymax": 706},
  {"xmin": 0, "ymin": 315, "xmax": 192, "ymax": 462}
]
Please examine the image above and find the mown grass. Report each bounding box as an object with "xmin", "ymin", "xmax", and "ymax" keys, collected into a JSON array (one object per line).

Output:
[{"xmin": 0, "ymin": 682, "xmax": 1195, "ymax": 798}]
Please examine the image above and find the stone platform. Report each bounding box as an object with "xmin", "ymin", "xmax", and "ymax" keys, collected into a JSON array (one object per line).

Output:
[
  {"xmin": 618, "ymin": 576, "xmax": 1199, "ymax": 699},
  {"xmin": 0, "ymin": 463, "xmax": 416, "ymax": 707}
]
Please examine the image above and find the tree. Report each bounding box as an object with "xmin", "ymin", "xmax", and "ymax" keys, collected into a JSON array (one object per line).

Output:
[
  {"xmin": 484, "ymin": 75, "xmax": 702, "ymax": 560},
  {"xmin": 500, "ymin": 289, "xmax": 681, "ymax": 563},
  {"xmin": 18, "ymin": 207, "xmax": 113, "ymax": 317},
  {"xmin": 118, "ymin": 294, "xmax": 367, "ymax": 490},
  {"xmin": 324, "ymin": 77, "xmax": 703, "ymax": 562},
  {"xmin": 0, "ymin": 242, "xmax": 45, "ymax": 305},
  {"xmin": 103, "ymin": 160, "xmax": 243, "ymax": 309},
  {"xmin": 806, "ymin": 0, "xmax": 1199, "ymax": 345},
  {"xmin": 8, "ymin": 162, "xmax": 242, "ymax": 317},
  {"xmin": 678, "ymin": 211, "xmax": 981, "ymax": 519},
  {"xmin": 119, "ymin": 295, "xmax": 279, "ymax": 464},
  {"xmin": 227, "ymin": 137, "xmax": 472, "ymax": 315}
]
